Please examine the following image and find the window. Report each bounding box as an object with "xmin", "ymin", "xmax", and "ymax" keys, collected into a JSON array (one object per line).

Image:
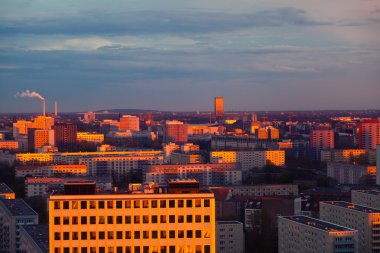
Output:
[
  {"xmin": 125, "ymin": 247, "xmax": 131, "ymax": 253},
  {"xmin": 169, "ymin": 200, "xmax": 175, "ymax": 208},
  {"xmin": 90, "ymin": 201, "xmax": 96, "ymax": 209},
  {"xmin": 54, "ymin": 232, "xmax": 60, "ymax": 240},
  {"xmin": 108, "ymin": 216, "xmax": 113, "ymax": 224},
  {"xmin": 63, "ymin": 232, "xmax": 70, "ymax": 240},
  {"xmin": 90, "ymin": 232, "xmax": 96, "ymax": 240},
  {"xmin": 195, "ymin": 200, "xmax": 201, "ymax": 207},
  {"xmin": 151, "ymin": 200, "xmax": 157, "ymax": 208},
  {"xmin": 169, "ymin": 215, "xmax": 175, "ymax": 223},
  {"xmin": 178, "ymin": 230, "xmax": 184, "ymax": 238},
  {"xmin": 152, "ymin": 216, "xmax": 158, "ymax": 223},
  {"xmin": 160, "ymin": 200, "xmax": 166, "ymax": 208},
  {"xmin": 125, "ymin": 216, "xmax": 131, "ymax": 224},
  {"xmin": 107, "ymin": 201, "xmax": 114, "ymax": 209},
  {"xmin": 187, "ymin": 215, "xmax": 192, "ymax": 223},
  {"xmin": 134, "ymin": 247, "xmax": 140, "ymax": 253},
  {"xmin": 54, "ymin": 217, "xmax": 60, "ymax": 225},
  {"xmin": 99, "ymin": 232, "xmax": 105, "ymax": 240},
  {"xmin": 134, "ymin": 216, "xmax": 140, "ymax": 224},
  {"xmin": 160, "ymin": 215, "xmax": 166, "ymax": 223},
  {"xmin": 116, "ymin": 201, "xmax": 122, "ymax": 209},
  {"xmin": 143, "ymin": 200, "xmax": 149, "ymax": 208},
  {"xmin": 178, "ymin": 200, "xmax": 184, "ymax": 208},
  {"xmin": 90, "ymin": 216, "xmax": 96, "ymax": 224},
  {"xmin": 195, "ymin": 215, "xmax": 201, "ymax": 223},
  {"xmin": 143, "ymin": 246, "xmax": 149, "ymax": 253},
  {"xmin": 134, "ymin": 231, "xmax": 140, "ymax": 239},
  {"xmin": 187, "ymin": 230, "xmax": 193, "ymax": 238},
  {"xmin": 81, "ymin": 216, "xmax": 87, "ymax": 225},
  {"xmin": 178, "ymin": 216, "xmax": 184, "ymax": 223},
  {"xmin": 160, "ymin": 246, "xmax": 167, "ymax": 253},
  {"xmin": 81, "ymin": 232, "xmax": 87, "ymax": 240},
  {"xmin": 186, "ymin": 200, "xmax": 192, "ymax": 207},
  {"xmin": 81, "ymin": 201, "xmax": 87, "ymax": 209},
  {"xmin": 143, "ymin": 231, "xmax": 149, "ymax": 239},
  {"xmin": 204, "ymin": 246, "xmax": 210, "ymax": 253},
  {"xmin": 152, "ymin": 231, "xmax": 158, "ymax": 239},
  {"xmin": 125, "ymin": 231, "xmax": 131, "ymax": 239},
  {"xmin": 54, "ymin": 201, "xmax": 60, "ymax": 210},
  {"xmin": 204, "ymin": 199, "xmax": 210, "ymax": 207},
  {"xmin": 196, "ymin": 230, "xmax": 202, "ymax": 238},
  {"xmin": 134, "ymin": 200, "xmax": 140, "ymax": 208},
  {"xmin": 63, "ymin": 201, "xmax": 69, "ymax": 209},
  {"xmin": 99, "ymin": 247, "xmax": 105, "ymax": 253},
  {"xmin": 72, "ymin": 216, "xmax": 78, "ymax": 225},
  {"xmin": 143, "ymin": 216, "xmax": 149, "ymax": 223},
  {"xmin": 72, "ymin": 201, "xmax": 78, "ymax": 209},
  {"xmin": 81, "ymin": 247, "xmax": 87, "ymax": 253},
  {"xmin": 108, "ymin": 231, "xmax": 114, "ymax": 239},
  {"xmin": 204, "ymin": 215, "xmax": 210, "ymax": 223},
  {"xmin": 99, "ymin": 201, "xmax": 105, "ymax": 209},
  {"xmin": 160, "ymin": 231, "xmax": 167, "ymax": 238},
  {"xmin": 125, "ymin": 200, "xmax": 131, "ymax": 208},
  {"xmin": 99, "ymin": 216, "xmax": 105, "ymax": 224},
  {"xmin": 116, "ymin": 216, "xmax": 122, "ymax": 224},
  {"xmin": 169, "ymin": 246, "xmax": 175, "ymax": 253},
  {"xmin": 169, "ymin": 230, "xmax": 175, "ymax": 238},
  {"xmin": 117, "ymin": 231, "xmax": 123, "ymax": 239},
  {"xmin": 73, "ymin": 232, "xmax": 78, "ymax": 240}
]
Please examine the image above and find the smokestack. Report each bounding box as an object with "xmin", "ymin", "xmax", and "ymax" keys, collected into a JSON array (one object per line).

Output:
[
  {"xmin": 42, "ymin": 100, "xmax": 46, "ymax": 116},
  {"xmin": 54, "ymin": 101, "xmax": 58, "ymax": 117}
]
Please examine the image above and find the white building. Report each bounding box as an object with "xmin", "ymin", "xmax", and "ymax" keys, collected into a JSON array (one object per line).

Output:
[
  {"xmin": 278, "ymin": 215, "xmax": 358, "ymax": 253},
  {"xmin": 228, "ymin": 184, "xmax": 298, "ymax": 197},
  {"xmin": 216, "ymin": 221, "xmax": 244, "ymax": 253},
  {"xmin": 327, "ymin": 162, "xmax": 376, "ymax": 184},
  {"xmin": 320, "ymin": 201, "xmax": 380, "ymax": 253},
  {"xmin": 19, "ymin": 224, "xmax": 48, "ymax": 253},
  {"xmin": 351, "ymin": 189, "xmax": 380, "ymax": 209}
]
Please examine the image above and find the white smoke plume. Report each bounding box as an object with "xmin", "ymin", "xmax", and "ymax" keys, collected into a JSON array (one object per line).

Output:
[{"xmin": 15, "ymin": 90, "xmax": 45, "ymax": 101}]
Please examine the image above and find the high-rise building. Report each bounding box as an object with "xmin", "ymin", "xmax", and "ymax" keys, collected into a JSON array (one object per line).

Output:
[
  {"xmin": 33, "ymin": 116, "xmax": 54, "ymax": 130},
  {"xmin": 351, "ymin": 190, "xmax": 380, "ymax": 209},
  {"xmin": 163, "ymin": 120, "xmax": 188, "ymax": 143},
  {"xmin": 120, "ymin": 115, "xmax": 140, "ymax": 131},
  {"xmin": 320, "ymin": 201, "xmax": 380, "ymax": 253},
  {"xmin": 358, "ymin": 119, "xmax": 380, "ymax": 150},
  {"xmin": 27, "ymin": 129, "xmax": 54, "ymax": 152},
  {"xmin": 49, "ymin": 180, "xmax": 216, "ymax": 253},
  {"xmin": 309, "ymin": 125, "xmax": 334, "ymax": 160},
  {"xmin": 377, "ymin": 145, "xmax": 380, "ymax": 185},
  {"xmin": 278, "ymin": 215, "xmax": 358, "ymax": 253},
  {"xmin": 13, "ymin": 120, "xmax": 34, "ymax": 139},
  {"xmin": 214, "ymin": 97, "xmax": 224, "ymax": 118},
  {"xmin": 0, "ymin": 199, "xmax": 38, "ymax": 253},
  {"xmin": 54, "ymin": 123, "xmax": 77, "ymax": 152}
]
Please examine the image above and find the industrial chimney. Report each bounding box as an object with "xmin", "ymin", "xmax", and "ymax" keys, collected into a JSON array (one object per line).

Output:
[
  {"xmin": 54, "ymin": 101, "xmax": 58, "ymax": 117},
  {"xmin": 42, "ymin": 100, "xmax": 46, "ymax": 116}
]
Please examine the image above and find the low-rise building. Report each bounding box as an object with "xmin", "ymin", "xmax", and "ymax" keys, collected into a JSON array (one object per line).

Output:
[
  {"xmin": 77, "ymin": 132, "xmax": 104, "ymax": 143},
  {"xmin": 229, "ymin": 184, "xmax": 298, "ymax": 197},
  {"xmin": 278, "ymin": 215, "xmax": 358, "ymax": 253},
  {"xmin": 0, "ymin": 141, "xmax": 19, "ymax": 151},
  {"xmin": 351, "ymin": 189, "xmax": 380, "ymax": 209},
  {"xmin": 16, "ymin": 164, "xmax": 88, "ymax": 178},
  {"xmin": 327, "ymin": 162, "xmax": 376, "ymax": 184},
  {"xmin": 321, "ymin": 149, "xmax": 376, "ymax": 164},
  {"xmin": 216, "ymin": 221, "xmax": 244, "ymax": 253},
  {"xmin": 0, "ymin": 183, "xmax": 15, "ymax": 199}
]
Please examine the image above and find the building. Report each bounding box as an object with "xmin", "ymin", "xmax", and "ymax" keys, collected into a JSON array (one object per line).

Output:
[
  {"xmin": 28, "ymin": 129, "xmax": 54, "ymax": 153},
  {"xmin": 216, "ymin": 221, "xmax": 244, "ymax": 253},
  {"xmin": 49, "ymin": 180, "xmax": 216, "ymax": 253},
  {"xmin": 278, "ymin": 215, "xmax": 358, "ymax": 253},
  {"xmin": 120, "ymin": 115, "xmax": 140, "ymax": 131},
  {"xmin": 19, "ymin": 224, "xmax": 48, "ymax": 253},
  {"xmin": 309, "ymin": 125, "xmax": 334, "ymax": 160},
  {"xmin": 0, "ymin": 183, "xmax": 15, "ymax": 199},
  {"xmin": 210, "ymin": 150, "xmax": 285, "ymax": 171},
  {"xmin": 320, "ymin": 201, "xmax": 380, "ymax": 253},
  {"xmin": 214, "ymin": 97, "xmax": 224, "ymax": 118},
  {"xmin": 321, "ymin": 149, "xmax": 376, "ymax": 164},
  {"xmin": 228, "ymin": 184, "xmax": 298, "ymax": 197},
  {"xmin": 327, "ymin": 162, "xmax": 376, "ymax": 184},
  {"xmin": 351, "ymin": 190, "xmax": 380, "ymax": 209},
  {"xmin": 77, "ymin": 132, "xmax": 105, "ymax": 143},
  {"xmin": 358, "ymin": 119, "xmax": 380, "ymax": 150},
  {"xmin": 145, "ymin": 163, "xmax": 242, "ymax": 186},
  {"xmin": 33, "ymin": 116, "xmax": 54, "ymax": 130},
  {"xmin": 164, "ymin": 120, "xmax": 188, "ymax": 143},
  {"xmin": 13, "ymin": 120, "xmax": 34, "ymax": 139},
  {"xmin": 83, "ymin": 111, "xmax": 96, "ymax": 123},
  {"xmin": 54, "ymin": 123, "xmax": 77, "ymax": 152},
  {"xmin": 377, "ymin": 145, "xmax": 380, "ymax": 185},
  {"xmin": 16, "ymin": 164, "xmax": 88, "ymax": 178},
  {"xmin": 188, "ymin": 124, "xmax": 219, "ymax": 136},
  {"xmin": 0, "ymin": 140, "xmax": 19, "ymax": 151},
  {"xmin": 0, "ymin": 199, "xmax": 38, "ymax": 253}
]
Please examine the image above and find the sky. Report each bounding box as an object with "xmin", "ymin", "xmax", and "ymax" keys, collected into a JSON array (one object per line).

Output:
[{"xmin": 0, "ymin": 0, "xmax": 380, "ymax": 113}]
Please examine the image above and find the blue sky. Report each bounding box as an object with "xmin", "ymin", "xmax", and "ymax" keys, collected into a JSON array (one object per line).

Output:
[{"xmin": 0, "ymin": 0, "xmax": 379, "ymax": 113}]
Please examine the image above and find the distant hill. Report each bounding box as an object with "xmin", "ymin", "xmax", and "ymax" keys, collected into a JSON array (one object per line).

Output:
[{"xmin": 95, "ymin": 109, "xmax": 159, "ymax": 114}]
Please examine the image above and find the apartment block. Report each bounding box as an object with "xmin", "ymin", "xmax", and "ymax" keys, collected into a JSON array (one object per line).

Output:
[
  {"xmin": 216, "ymin": 221, "xmax": 244, "ymax": 253},
  {"xmin": 49, "ymin": 180, "xmax": 215, "ymax": 253},
  {"xmin": 145, "ymin": 163, "xmax": 242, "ymax": 186},
  {"xmin": 228, "ymin": 184, "xmax": 298, "ymax": 197},
  {"xmin": 210, "ymin": 150, "xmax": 285, "ymax": 171},
  {"xmin": 0, "ymin": 183, "xmax": 16, "ymax": 199},
  {"xmin": 351, "ymin": 190, "xmax": 380, "ymax": 209},
  {"xmin": 327, "ymin": 162, "xmax": 376, "ymax": 184},
  {"xmin": 320, "ymin": 201, "xmax": 380, "ymax": 253},
  {"xmin": 19, "ymin": 224, "xmax": 48, "ymax": 253},
  {"xmin": 321, "ymin": 149, "xmax": 376, "ymax": 164},
  {"xmin": 278, "ymin": 215, "xmax": 358, "ymax": 253},
  {"xmin": 0, "ymin": 199, "xmax": 38, "ymax": 253},
  {"xmin": 16, "ymin": 164, "xmax": 87, "ymax": 178},
  {"xmin": 77, "ymin": 132, "xmax": 105, "ymax": 143}
]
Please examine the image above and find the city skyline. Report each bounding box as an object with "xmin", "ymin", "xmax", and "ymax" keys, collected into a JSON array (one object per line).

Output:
[{"xmin": 1, "ymin": 0, "xmax": 380, "ymax": 112}]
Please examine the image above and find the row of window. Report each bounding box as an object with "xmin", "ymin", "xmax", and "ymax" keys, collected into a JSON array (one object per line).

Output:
[
  {"xmin": 54, "ymin": 229, "xmax": 210, "ymax": 240},
  {"xmin": 54, "ymin": 215, "xmax": 211, "ymax": 225},
  {"xmin": 54, "ymin": 199, "xmax": 210, "ymax": 210},
  {"xmin": 54, "ymin": 245, "xmax": 211, "ymax": 253}
]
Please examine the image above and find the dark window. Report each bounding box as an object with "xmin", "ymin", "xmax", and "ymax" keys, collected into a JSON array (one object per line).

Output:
[
  {"xmin": 151, "ymin": 200, "xmax": 157, "ymax": 208},
  {"xmin": 169, "ymin": 230, "xmax": 175, "ymax": 238},
  {"xmin": 81, "ymin": 247, "xmax": 87, "ymax": 253},
  {"xmin": 178, "ymin": 230, "xmax": 184, "ymax": 238},
  {"xmin": 152, "ymin": 231, "xmax": 158, "ymax": 239},
  {"xmin": 169, "ymin": 200, "xmax": 175, "ymax": 208},
  {"xmin": 143, "ymin": 231, "xmax": 149, "ymax": 239},
  {"xmin": 54, "ymin": 217, "xmax": 60, "ymax": 225},
  {"xmin": 160, "ymin": 200, "xmax": 166, "ymax": 208},
  {"xmin": 134, "ymin": 231, "xmax": 140, "ymax": 239},
  {"xmin": 73, "ymin": 232, "xmax": 78, "ymax": 240},
  {"xmin": 152, "ymin": 216, "xmax": 158, "ymax": 223},
  {"xmin": 204, "ymin": 215, "xmax": 210, "ymax": 223},
  {"xmin": 125, "ymin": 200, "xmax": 131, "ymax": 208},
  {"xmin": 187, "ymin": 215, "xmax": 192, "ymax": 223},
  {"xmin": 204, "ymin": 199, "xmax": 210, "ymax": 207},
  {"xmin": 116, "ymin": 216, "xmax": 122, "ymax": 224},
  {"xmin": 187, "ymin": 230, "xmax": 193, "ymax": 238},
  {"xmin": 160, "ymin": 231, "xmax": 166, "ymax": 239},
  {"xmin": 107, "ymin": 216, "xmax": 113, "ymax": 224},
  {"xmin": 116, "ymin": 201, "xmax": 122, "ymax": 208},
  {"xmin": 169, "ymin": 215, "xmax": 175, "ymax": 223},
  {"xmin": 99, "ymin": 201, "xmax": 105, "ymax": 209},
  {"xmin": 204, "ymin": 245, "xmax": 210, "ymax": 253},
  {"xmin": 81, "ymin": 201, "xmax": 87, "ymax": 209},
  {"xmin": 196, "ymin": 230, "xmax": 202, "ymax": 238},
  {"xmin": 125, "ymin": 216, "xmax": 131, "ymax": 224},
  {"xmin": 81, "ymin": 232, "xmax": 87, "ymax": 240},
  {"xmin": 90, "ymin": 216, "xmax": 96, "ymax": 224},
  {"xmin": 169, "ymin": 246, "xmax": 175, "ymax": 253},
  {"xmin": 63, "ymin": 201, "xmax": 69, "ymax": 209},
  {"xmin": 63, "ymin": 232, "xmax": 70, "ymax": 240},
  {"xmin": 99, "ymin": 232, "xmax": 105, "ymax": 240},
  {"xmin": 125, "ymin": 231, "xmax": 131, "ymax": 239},
  {"xmin": 178, "ymin": 216, "xmax": 184, "ymax": 223},
  {"xmin": 117, "ymin": 231, "xmax": 123, "ymax": 239},
  {"xmin": 107, "ymin": 201, "xmax": 113, "ymax": 209},
  {"xmin": 81, "ymin": 216, "xmax": 87, "ymax": 225},
  {"xmin": 178, "ymin": 200, "xmax": 184, "ymax": 208},
  {"xmin": 186, "ymin": 200, "xmax": 192, "ymax": 207}
]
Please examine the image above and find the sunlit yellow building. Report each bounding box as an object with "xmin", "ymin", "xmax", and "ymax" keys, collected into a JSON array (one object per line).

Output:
[
  {"xmin": 77, "ymin": 132, "xmax": 105, "ymax": 143},
  {"xmin": 0, "ymin": 141, "xmax": 19, "ymax": 150},
  {"xmin": 214, "ymin": 97, "xmax": 224, "ymax": 118},
  {"xmin": 49, "ymin": 180, "xmax": 216, "ymax": 253},
  {"xmin": 321, "ymin": 149, "xmax": 376, "ymax": 164}
]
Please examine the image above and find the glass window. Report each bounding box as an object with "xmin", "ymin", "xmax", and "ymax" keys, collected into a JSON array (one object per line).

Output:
[
  {"xmin": 178, "ymin": 230, "xmax": 184, "ymax": 238},
  {"xmin": 116, "ymin": 201, "xmax": 122, "ymax": 209},
  {"xmin": 143, "ymin": 231, "xmax": 149, "ymax": 239},
  {"xmin": 204, "ymin": 246, "xmax": 210, "ymax": 253},
  {"xmin": 81, "ymin": 216, "xmax": 87, "ymax": 225},
  {"xmin": 63, "ymin": 201, "xmax": 69, "ymax": 209},
  {"xmin": 99, "ymin": 216, "xmax": 105, "ymax": 224},
  {"xmin": 81, "ymin": 247, "xmax": 87, "ymax": 253},
  {"xmin": 72, "ymin": 216, "xmax": 78, "ymax": 225},
  {"xmin": 169, "ymin": 230, "xmax": 175, "ymax": 238},
  {"xmin": 186, "ymin": 200, "xmax": 192, "ymax": 207},
  {"xmin": 178, "ymin": 200, "xmax": 184, "ymax": 208},
  {"xmin": 204, "ymin": 199, "xmax": 210, "ymax": 207},
  {"xmin": 107, "ymin": 216, "xmax": 113, "ymax": 224},
  {"xmin": 134, "ymin": 231, "xmax": 140, "ymax": 239},
  {"xmin": 90, "ymin": 232, "xmax": 96, "ymax": 240},
  {"xmin": 169, "ymin": 215, "xmax": 175, "ymax": 223},
  {"xmin": 72, "ymin": 201, "xmax": 78, "ymax": 209},
  {"xmin": 125, "ymin": 200, "xmax": 131, "ymax": 208},
  {"xmin": 196, "ymin": 230, "xmax": 202, "ymax": 238},
  {"xmin": 169, "ymin": 200, "xmax": 175, "ymax": 208},
  {"xmin": 54, "ymin": 201, "xmax": 60, "ymax": 210},
  {"xmin": 134, "ymin": 247, "xmax": 140, "ymax": 253},
  {"xmin": 117, "ymin": 231, "xmax": 122, "ymax": 239},
  {"xmin": 63, "ymin": 232, "xmax": 70, "ymax": 240},
  {"xmin": 143, "ymin": 216, "xmax": 149, "ymax": 223},
  {"xmin": 195, "ymin": 215, "xmax": 201, "ymax": 223},
  {"xmin": 108, "ymin": 231, "xmax": 114, "ymax": 239},
  {"xmin": 107, "ymin": 201, "xmax": 113, "ymax": 209},
  {"xmin": 134, "ymin": 200, "xmax": 140, "ymax": 208},
  {"xmin": 116, "ymin": 216, "xmax": 122, "ymax": 224},
  {"xmin": 98, "ymin": 201, "xmax": 105, "ymax": 209},
  {"xmin": 151, "ymin": 200, "xmax": 157, "ymax": 208},
  {"xmin": 169, "ymin": 246, "xmax": 175, "ymax": 253},
  {"xmin": 152, "ymin": 231, "xmax": 158, "ymax": 239},
  {"xmin": 160, "ymin": 200, "xmax": 166, "ymax": 208},
  {"xmin": 160, "ymin": 215, "xmax": 166, "ymax": 223},
  {"xmin": 143, "ymin": 246, "xmax": 149, "ymax": 253},
  {"xmin": 187, "ymin": 215, "xmax": 192, "ymax": 223},
  {"xmin": 187, "ymin": 230, "xmax": 193, "ymax": 238},
  {"xmin": 81, "ymin": 201, "xmax": 87, "ymax": 209},
  {"xmin": 54, "ymin": 217, "xmax": 60, "ymax": 225},
  {"xmin": 63, "ymin": 216, "xmax": 69, "ymax": 225},
  {"xmin": 152, "ymin": 216, "xmax": 158, "ymax": 223},
  {"xmin": 90, "ymin": 201, "xmax": 96, "ymax": 209},
  {"xmin": 160, "ymin": 246, "xmax": 166, "ymax": 253},
  {"xmin": 160, "ymin": 231, "xmax": 166, "ymax": 239},
  {"xmin": 204, "ymin": 215, "xmax": 210, "ymax": 223},
  {"xmin": 125, "ymin": 231, "xmax": 131, "ymax": 239},
  {"xmin": 134, "ymin": 216, "xmax": 140, "ymax": 224},
  {"xmin": 125, "ymin": 247, "xmax": 131, "ymax": 253},
  {"xmin": 125, "ymin": 216, "xmax": 131, "ymax": 224},
  {"xmin": 178, "ymin": 216, "xmax": 184, "ymax": 223},
  {"xmin": 143, "ymin": 200, "xmax": 149, "ymax": 208},
  {"xmin": 81, "ymin": 232, "xmax": 87, "ymax": 240},
  {"xmin": 90, "ymin": 216, "xmax": 96, "ymax": 224},
  {"xmin": 54, "ymin": 232, "xmax": 60, "ymax": 240},
  {"xmin": 195, "ymin": 200, "xmax": 201, "ymax": 207},
  {"xmin": 99, "ymin": 232, "xmax": 105, "ymax": 240}
]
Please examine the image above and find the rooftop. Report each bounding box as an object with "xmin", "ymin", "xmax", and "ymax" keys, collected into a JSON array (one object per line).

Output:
[
  {"xmin": 21, "ymin": 225, "xmax": 49, "ymax": 253},
  {"xmin": 0, "ymin": 199, "xmax": 37, "ymax": 216},
  {"xmin": 353, "ymin": 189, "xmax": 380, "ymax": 196},
  {"xmin": 217, "ymin": 220, "xmax": 243, "ymax": 225},
  {"xmin": 281, "ymin": 215, "xmax": 356, "ymax": 233},
  {"xmin": 322, "ymin": 201, "xmax": 380, "ymax": 213},
  {"xmin": 0, "ymin": 183, "xmax": 14, "ymax": 194}
]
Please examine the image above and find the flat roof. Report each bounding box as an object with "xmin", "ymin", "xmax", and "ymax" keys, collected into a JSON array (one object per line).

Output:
[
  {"xmin": 0, "ymin": 183, "xmax": 14, "ymax": 194},
  {"xmin": 322, "ymin": 201, "xmax": 380, "ymax": 213},
  {"xmin": 21, "ymin": 225, "xmax": 48, "ymax": 253},
  {"xmin": 217, "ymin": 220, "xmax": 243, "ymax": 225},
  {"xmin": 281, "ymin": 215, "xmax": 356, "ymax": 232},
  {"xmin": 352, "ymin": 189, "xmax": 380, "ymax": 196},
  {"xmin": 0, "ymin": 199, "xmax": 38, "ymax": 216}
]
